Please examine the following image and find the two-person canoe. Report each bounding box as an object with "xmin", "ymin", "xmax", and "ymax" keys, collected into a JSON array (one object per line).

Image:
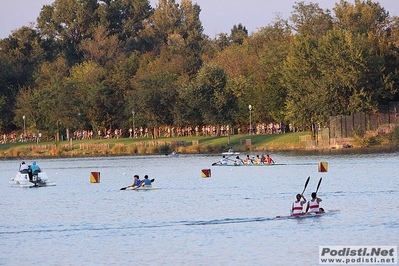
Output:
[{"xmin": 275, "ymin": 210, "xmax": 340, "ymax": 219}]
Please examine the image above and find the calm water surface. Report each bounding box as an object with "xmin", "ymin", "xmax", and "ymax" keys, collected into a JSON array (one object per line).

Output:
[{"xmin": 1, "ymin": 151, "xmax": 398, "ymax": 265}]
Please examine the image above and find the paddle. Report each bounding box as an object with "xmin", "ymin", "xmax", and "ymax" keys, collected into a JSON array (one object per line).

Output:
[
  {"xmin": 120, "ymin": 178, "xmax": 155, "ymax": 190},
  {"xmin": 301, "ymin": 176, "xmax": 310, "ymax": 195},
  {"xmin": 315, "ymin": 177, "xmax": 322, "ymax": 194}
]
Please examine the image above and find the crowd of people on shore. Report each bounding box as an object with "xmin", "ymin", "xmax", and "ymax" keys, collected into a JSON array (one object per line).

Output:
[
  {"xmin": 1, "ymin": 132, "xmax": 43, "ymax": 143},
  {"xmin": 1, "ymin": 122, "xmax": 294, "ymax": 144}
]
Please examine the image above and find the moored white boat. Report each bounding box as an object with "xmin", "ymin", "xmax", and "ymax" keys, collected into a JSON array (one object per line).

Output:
[{"xmin": 10, "ymin": 170, "xmax": 56, "ymax": 188}]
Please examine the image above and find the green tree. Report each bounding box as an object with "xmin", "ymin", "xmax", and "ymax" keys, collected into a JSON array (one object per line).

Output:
[
  {"xmin": 249, "ymin": 17, "xmax": 293, "ymax": 124},
  {"xmin": 333, "ymin": 0, "xmax": 389, "ymax": 36},
  {"xmin": 0, "ymin": 52, "xmax": 17, "ymax": 132},
  {"xmin": 79, "ymin": 25, "xmax": 124, "ymax": 68},
  {"xmin": 290, "ymin": 1, "xmax": 333, "ymax": 37},
  {"xmin": 182, "ymin": 63, "xmax": 237, "ymax": 135},
  {"xmin": 97, "ymin": 0, "xmax": 152, "ymax": 42},
  {"xmin": 0, "ymin": 27, "xmax": 56, "ymax": 132},
  {"xmin": 317, "ymin": 28, "xmax": 396, "ymax": 114},
  {"xmin": 282, "ymin": 35, "xmax": 321, "ymax": 129},
  {"xmin": 36, "ymin": 0, "xmax": 100, "ymax": 64},
  {"xmin": 230, "ymin": 23, "xmax": 248, "ymax": 45},
  {"xmin": 139, "ymin": 0, "xmax": 203, "ymax": 57},
  {"xmin": 14, "ymin": 57, "xmax": 71, "ymax": 141},
  {"xmin": 132, "ymin": 71, "xmax": 178, "ymax": 138}
]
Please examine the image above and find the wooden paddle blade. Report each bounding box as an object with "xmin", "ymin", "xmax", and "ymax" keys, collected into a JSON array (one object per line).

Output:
[{"xmin": 151, "ymin": 179, "xmax": 155, "ymax": 183}]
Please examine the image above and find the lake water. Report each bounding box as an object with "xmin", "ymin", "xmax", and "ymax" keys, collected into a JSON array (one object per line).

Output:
[{"xmin": 1, "ymin": 151, "xmax": 398, "ymax": 265}]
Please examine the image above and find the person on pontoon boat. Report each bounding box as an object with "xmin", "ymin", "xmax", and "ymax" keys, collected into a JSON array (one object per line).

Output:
[{"xmin": 19, "ymin": 161, "xmax": 29, "ymax": 172}]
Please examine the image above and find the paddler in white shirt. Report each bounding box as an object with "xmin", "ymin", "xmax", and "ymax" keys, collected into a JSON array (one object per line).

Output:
[
  {"xmin": 292, "ymin": 193, "xmax": 307, "ymax": 216},
  {"xmin": 234, "ymin": 156, "xmax": 243, "ymax": 165},
  {"xmin": 305, "ymin": 192, "xmax": 324, "ymax": 213},
  {"xmin": 220, "ymin": 155, "xmax": 228, "ymax": 165}
]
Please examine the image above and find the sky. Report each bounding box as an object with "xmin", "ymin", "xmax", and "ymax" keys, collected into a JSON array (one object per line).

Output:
[{"xmin": 0, "ymin": 0, "xmax": 398, "ymax": 39}]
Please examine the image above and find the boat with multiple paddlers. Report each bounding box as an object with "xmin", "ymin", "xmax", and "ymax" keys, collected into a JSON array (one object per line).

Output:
[
  {"xmin": 120, "ymin": 178, "xmax": 161, "ymax": 191},
  {"xmin": 275, "ymin": 210, "xmax": 340, "ymax": 219},
  {"xmin": 214, "ymin": 163, "xmax": 286, "ymax": 166},
  {"xmin": 274, "ymin": 177, "xmax": 338, "ymax": 220},
  {"xmin": 124, "ymin": 186, "xmax": 162, "ymax": 191},
  {"xmin": 212, "ymin": 151, "xmax": 282, "ymax": 166}
]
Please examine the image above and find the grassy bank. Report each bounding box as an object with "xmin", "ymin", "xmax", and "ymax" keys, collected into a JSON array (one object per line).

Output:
[{"xmin": 0, "ymin": 132, "xmax": 309, "ymax": 159}]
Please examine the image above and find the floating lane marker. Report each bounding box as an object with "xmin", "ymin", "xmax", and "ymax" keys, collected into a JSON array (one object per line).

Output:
[
  {"xmin": 318, "ymin": 162, "xmax": 328, "ymax": 172},
  {"xmin": 90, "ymin": 172, "xmax": 100, "ymax": 183},
  {"xmin": 201, "ymin": 169, "xmax": 211, "ymax": 178}
]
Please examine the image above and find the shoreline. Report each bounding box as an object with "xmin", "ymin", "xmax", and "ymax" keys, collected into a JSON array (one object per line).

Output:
[{"xmin": 1, "ymin": 140, "xmax": 398, "ymax": 160}]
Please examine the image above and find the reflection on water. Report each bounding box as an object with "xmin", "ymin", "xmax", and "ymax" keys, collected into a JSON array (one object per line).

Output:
[{"xmin": 1, "ymin": 151, "xmax": 398, "ymax": 265}]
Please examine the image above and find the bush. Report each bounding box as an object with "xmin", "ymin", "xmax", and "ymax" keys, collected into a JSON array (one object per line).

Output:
[
  {"xmin": 158, "ymin": 145, "xmax": 170, "ymax": 154},
  {"xmin": 388, "ymin": 125, "xmax": 399, "ymax": 145}
]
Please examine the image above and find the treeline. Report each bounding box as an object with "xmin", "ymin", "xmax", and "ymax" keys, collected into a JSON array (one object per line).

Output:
[{"xmin": 1, "ymin": 0, "xmax": 399, "ymax": 140}]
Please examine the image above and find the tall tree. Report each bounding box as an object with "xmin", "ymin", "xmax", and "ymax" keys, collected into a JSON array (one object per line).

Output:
[
  {"xmin": 139, "ymin": 0, "xmax": 204, "ymax": 58},
  {"xmin": 290, "ymin": 1, "xmax": 333, "ymax": 37},
  {"xmin": 230, "ymin": 23, "xmax": 248, "ymax": 45},
  {"xmin": 36, "ymin": 0, "xmax": 100, "ymax": 64},
  {"xmin": 333, "ymin": 0, "xmax": 389, "ymax": 36},
  {"xmin": 79, "ymin": 25, "xmax": 124, "ymax": 68},
  {"xmin": 15, "ymin": 57, "xmax": 71, "ymax": 141},
  {"xmin": 181, "ymin": 63, "xmax": 237, "ymax": 135},
  {"xmin": 0, "ymin": 27, "xmax": 55, "ymax": 132},
  {"xmin": 97, "ymin": 0, "xmax": 153, "ymax": 42},
  {"xmin": 281, "ymin": 35, "xmax": 321, "ymax": 129},
  {"xmin": 132, "ymin": 71, "xmax": 178, "ymax": 138}
]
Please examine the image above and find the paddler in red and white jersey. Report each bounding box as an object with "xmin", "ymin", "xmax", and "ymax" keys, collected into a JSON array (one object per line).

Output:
[
  {"xmin": 292, "ymin": 193, "xmax": 307, "ymax": 216},
  {"xmin": 265, "ymin": 154, "xmax": 275, "ymax": 164},
  {"xmin": 305, "ymin": 192, "xmax": 324, "ymax": 213}
]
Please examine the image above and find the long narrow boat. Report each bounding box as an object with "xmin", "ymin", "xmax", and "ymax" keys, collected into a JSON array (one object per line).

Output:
[
  {"xmin": 125, "ymin": 186, "xmax": 162, "ymax": 191},
  {"xmin": 275, "ymin": 210, "xmax": 340, "ymax": 219},
  {"xmin": 213, "ymin": 163, "xmax": 286, "ymax": 166}
]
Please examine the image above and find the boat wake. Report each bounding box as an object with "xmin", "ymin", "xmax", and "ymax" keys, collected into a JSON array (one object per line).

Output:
[{"xmin": 182, "ymin": 217, "xmax": 274, "ymax": 226}]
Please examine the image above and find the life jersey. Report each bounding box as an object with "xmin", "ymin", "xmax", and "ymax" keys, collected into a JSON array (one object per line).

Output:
[
  {"xmin": 308, "ymin": 199, "xmax": 319, "ymax": 212},
  {"xmin": 135, "ymin": 179, "xmax": 141, "ymax": 186},
  {"xmin": 266, "ymin": 157, "xmax": 272, "ymax": 164},
  {"xmin": 292, "ymin": 201, "xmax": 303, "ymax": 215},
  {"xmin": 144, "ymin": 178, "xmax": 152, "ymax": 186}
]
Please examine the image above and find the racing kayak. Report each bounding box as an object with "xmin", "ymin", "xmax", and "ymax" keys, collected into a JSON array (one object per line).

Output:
[
  {"xmin": 213, "ymin": 163, "xmax": 286, "ymax": 166},
  {"xmin": 125, "ymin": 186, "xmax": 162, "ymax": 191},
  {"xmin": 120, "ymin": 178, "xmax": 156, "ymax": 190},
  {"xmin": 275, "ymin": 210, "xmax": 340, "ymax": 219}
]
